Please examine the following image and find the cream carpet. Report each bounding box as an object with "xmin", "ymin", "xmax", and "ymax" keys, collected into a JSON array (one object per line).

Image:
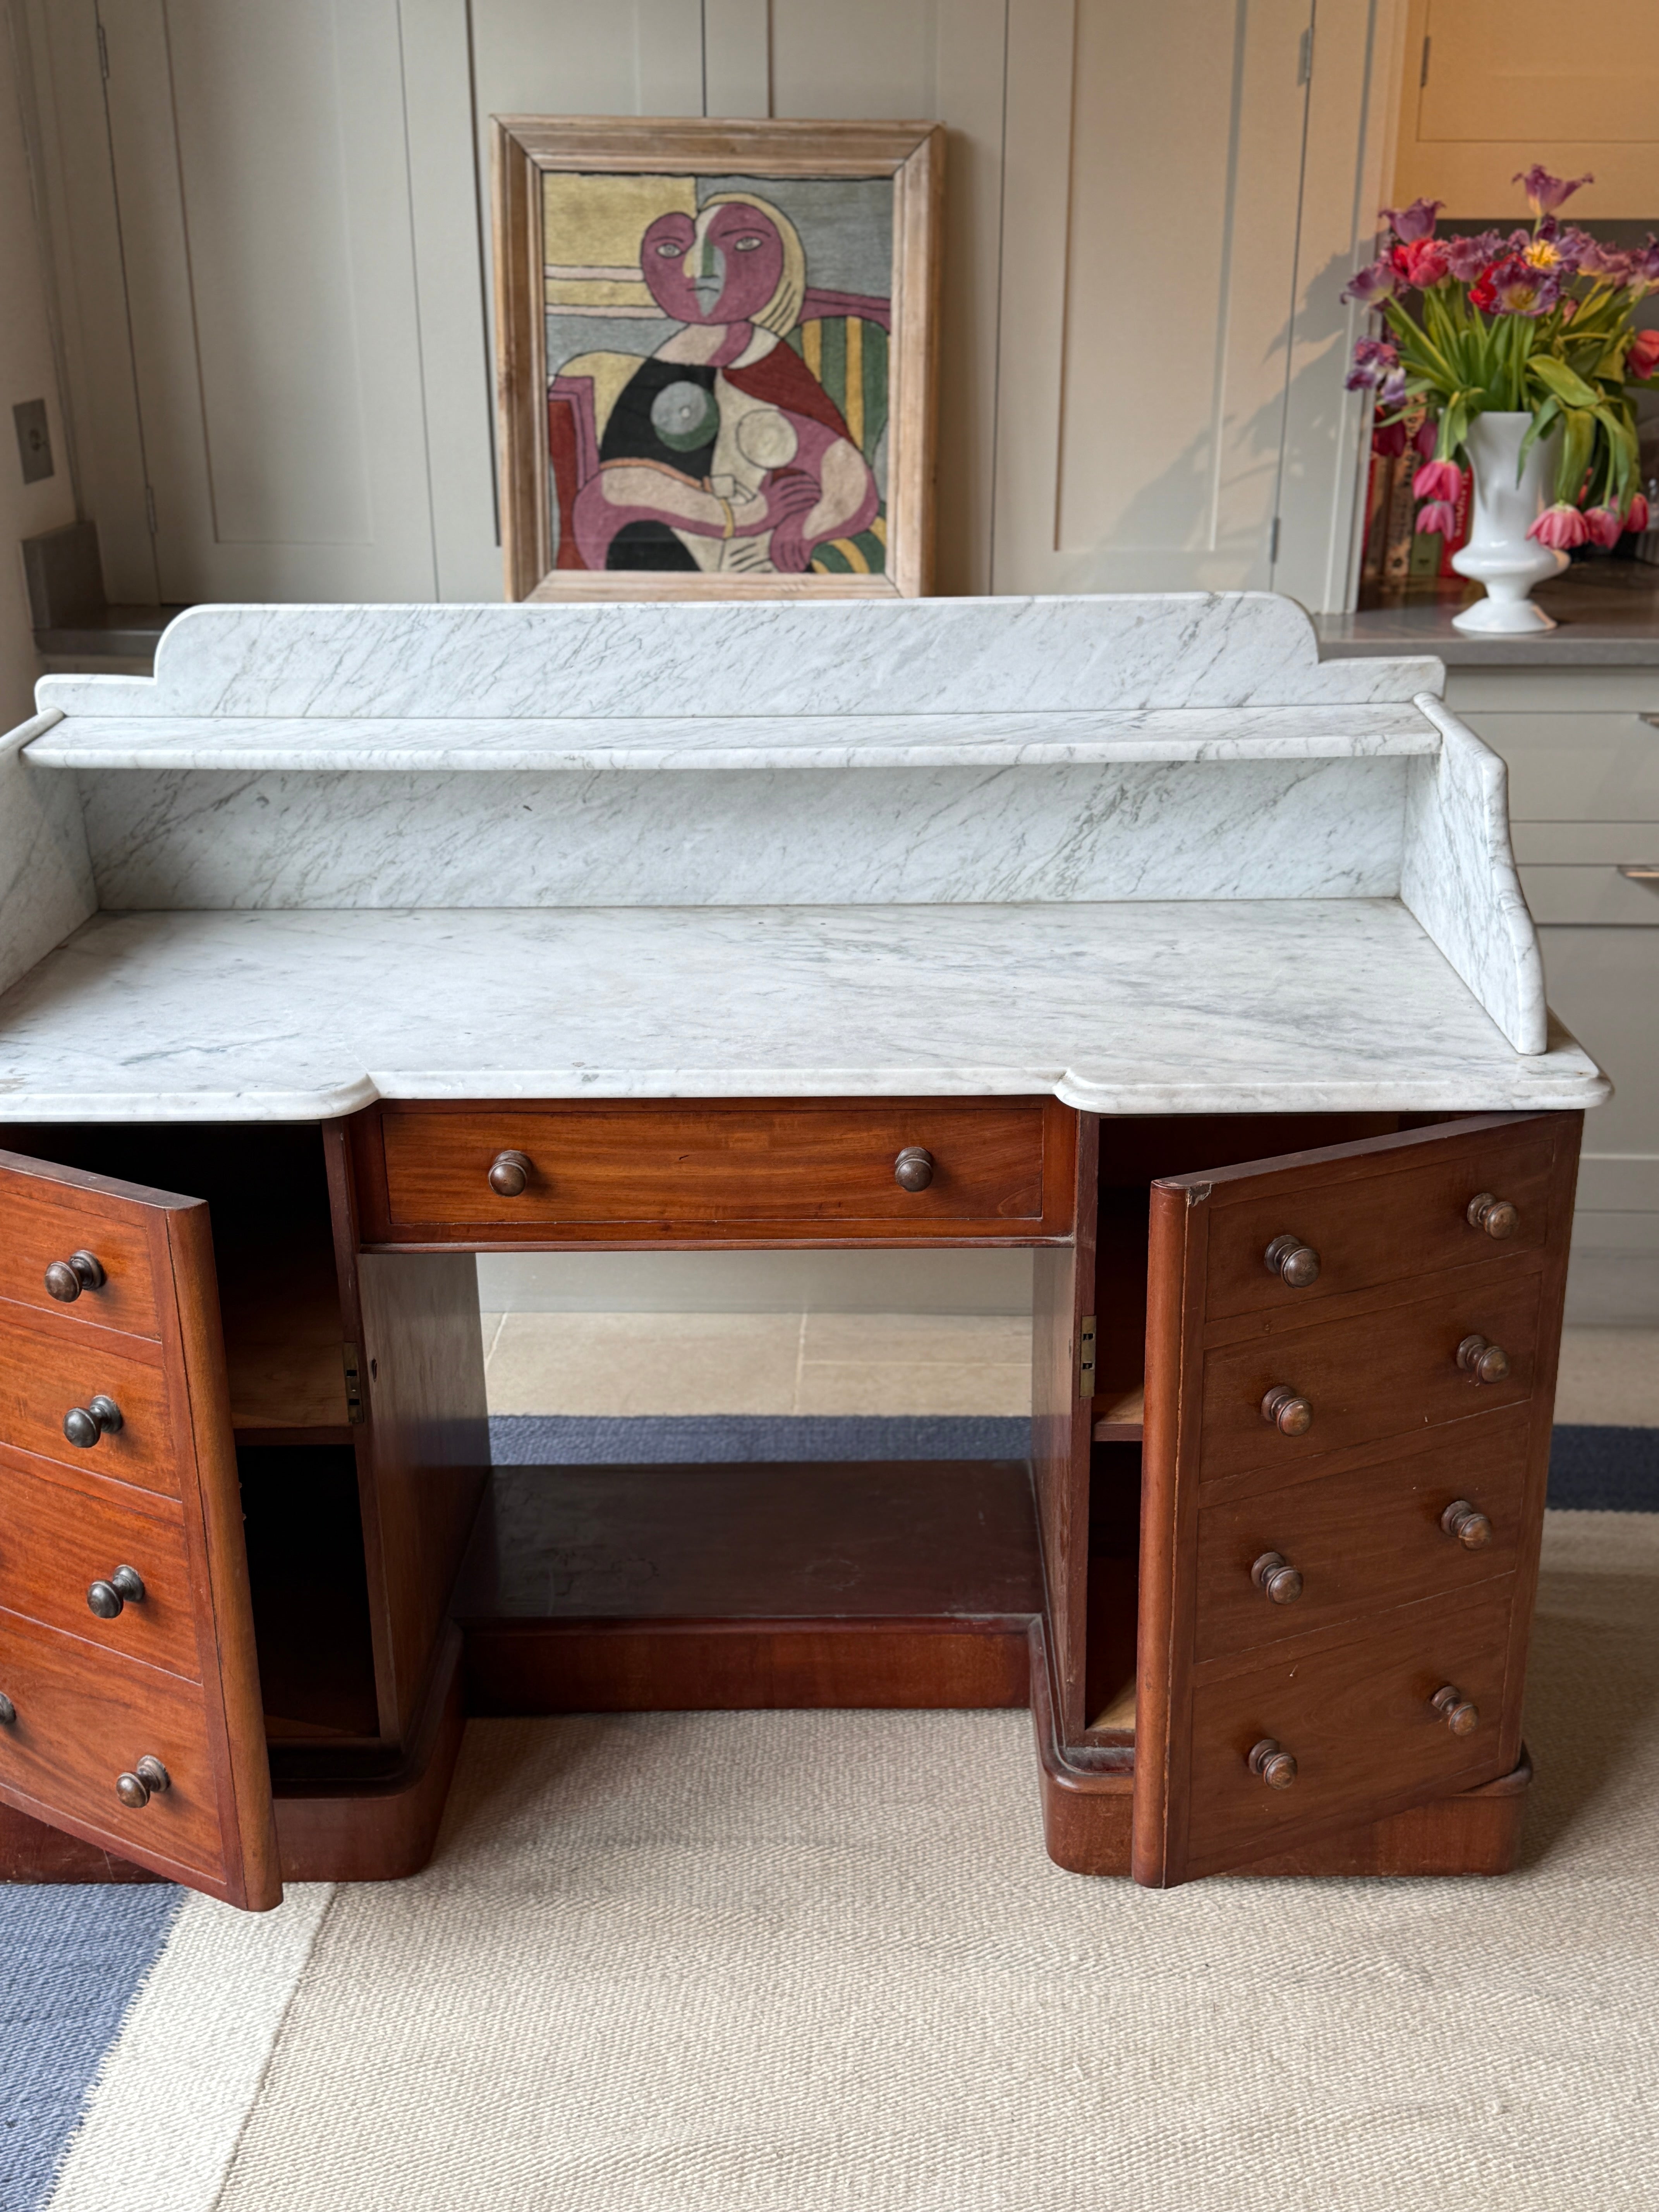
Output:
[{"xmin": 190, "ymin": 1511, "xmax": 1659, "ymax": 2209}]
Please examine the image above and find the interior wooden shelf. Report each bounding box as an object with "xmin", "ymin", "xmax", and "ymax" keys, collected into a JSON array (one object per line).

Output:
[
  {"xmin": 222, "ymin": 1241, "xmax": 350, "ymax": 1432},
  {"xmin": 1092, "ymin": 1383, "xmax": 1145, "ymax": 1443}
]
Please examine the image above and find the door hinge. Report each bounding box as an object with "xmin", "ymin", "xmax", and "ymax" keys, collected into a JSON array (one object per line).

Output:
[
  {"xmin": 1296, "ymin": 24, "xmax": 1313, "ymax": 85},
  {"xmin": 143, "ymin": 483, "xmax": 157, "ymax": 536},
  {"xmin": 1420, "ymin": 34, "xmax": 1432, "ymax": 87},
  {"xmin": 1078, "ymin": 1316, "xmax": 1097, "ymax": 1401},
  {"xmin": 96, "ymin": 19, "xmax": 110, "ymax": 79},
  {"xmin": 1269, "ymin": 515, "xmax": 1281, "ymax": 564},
  {"xmin": 342, "ymin": 1342, "xmax": 366, "ymax": 1424}
]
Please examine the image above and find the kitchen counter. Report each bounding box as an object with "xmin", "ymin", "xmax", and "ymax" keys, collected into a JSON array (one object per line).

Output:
[{"xmin": 1317, "ymin": 562, "xmax": 1659, "ymax": 665}]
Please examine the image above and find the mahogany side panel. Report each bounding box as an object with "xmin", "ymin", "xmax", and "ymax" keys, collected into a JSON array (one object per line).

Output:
[{"xmin": 1031, "ymin": 1111, "xmax": 1097, "ymax": 1742}]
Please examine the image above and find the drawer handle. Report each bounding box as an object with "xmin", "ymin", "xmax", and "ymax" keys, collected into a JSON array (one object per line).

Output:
[
  {"xmin": 86, "ymin": 1565, "xmax": 146, "ymax": 1620},
  {"xmin": 44, "ymin": 1250, "xmax": 106, "ymax": 1302},
  {"xmin": 1441, "ymin": 1499, "xmax": 1493, "ymax": 1549},
  {"xmin": 1248, "ymin": 1738, "xmax": 1297, "ymax": 1790},
  {"xmin": 1466, "ymin": 1192, "xmax": 1518, "ymax": 1240},
  {"xmin": 0, "ymin": 1691, "xmax": 14, "ymax": 1726},
  {"xmin": 1456, "ymin": 1334, "xmax": 1511, "ymax": 1386},
  {"xmin": 114, "ymin": 1755, "xmax": 170, "ymax": 1810},
  {"xmin": 1251, "ymin": 1550, "xmax": 1304, "ymax": 1604},
  {"xmin": 894, "ymin": 1146, "xmax": 935, "ymax": 1192},
  {"xmin": 1261, "ymin": 1384, "xmax": 1312, "ymax": 1436},
  {"xmin": 1431, "ymin": 1684, "xmax": 1480, "ymax": 1736},
  {"xmin": 62, "ymin": 1396, "xmax": 124, "ymax": 1449},
  {"xmin": 488, "ymin": 1150, "xmax": 532, "ymax": 1197},
  {"xmin": 1263, "ymin": 1233, "xmax": 1320, "ymax": 1288}
]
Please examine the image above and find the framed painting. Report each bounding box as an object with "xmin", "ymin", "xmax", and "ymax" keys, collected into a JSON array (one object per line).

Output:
[{"xmin": 491, "ymin": 118, "xmax": 943, "ymax": 601}]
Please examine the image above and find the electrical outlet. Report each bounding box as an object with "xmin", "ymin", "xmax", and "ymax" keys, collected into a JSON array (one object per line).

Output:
[{"xmin": 13, "ymin": 399, "xmax": 54, "ymax": 485}]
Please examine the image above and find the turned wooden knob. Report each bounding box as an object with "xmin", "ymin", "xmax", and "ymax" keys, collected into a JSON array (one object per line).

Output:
[
  {"xmin": 62, "ymin": 1395, "xmax": 124, "ymax": 1449},
  {"xmin": 1457, "ymin": 1334, "xmax": 1511, "ymax": 1385},
  {"xmin": 488, "ymin": 1150, "xmax": 532, "ymax": 1197},
  {"xmin": 0, "ymin": 1692, "xmax": 14, "ymax": 1726},
  {"xmin": 87, "ymin": 1565, "xmax": 146, "ymax": 1620},
  {"xmin": 1249, "ymin": 1738, "xmax": 1297, "ymax": 1789},
  {"xmin": 1251, "ymin": 1551, "xmax": 1304, "ymax": 1604},
  {"xmin": 894, "ymin": 1146, "xmax": 934, "ymax": 1192},
  {"xmin": 1466, "ymin": 1192, "xmax": 1518, "ymax": 1240},
  {"xmin": 44, "ymin": 1250, "xmax": 106, "ymax": 1302},
  {"xmin": 1261, "ymin": 1384, "xmax": 1312, "ymax": 1436},
  {"xmin": 114, "ymin": 1755, "xmax": 170, "ymax": 1809},
  {"xmin": 1264, "ymin": 1233, "xmax": 1320, "ymax": 1288},
  {"xmin": 1432, "ymin": 1685, "xmax": 1479, "ymax": 1736},
  {"xmin": 1441, "ymin": 1499, "xmax": 1493, "ymax": 1549}
]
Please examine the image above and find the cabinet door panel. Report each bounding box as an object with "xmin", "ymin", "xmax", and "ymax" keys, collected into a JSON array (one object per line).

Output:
[
  {"xmin": 0, "ymin": 1150, "xmax": 278, "ymax": 1909},
  {"xmin": 1134, "ymin": 1112, "xmax": 1578, "ymax": 1887}
]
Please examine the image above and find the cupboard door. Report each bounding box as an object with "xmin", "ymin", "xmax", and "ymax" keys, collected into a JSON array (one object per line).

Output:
[
  {"xmin": 1133, "ymin": 1112, "xmax": 1580, "ymax": 1888},
  {"xmin": 0, "ymin": 1150, "xmax": 280, "ymax": 1910}
]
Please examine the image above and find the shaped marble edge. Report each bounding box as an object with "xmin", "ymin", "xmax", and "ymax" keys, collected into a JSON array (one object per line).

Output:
[
  {"xmin": 33, "ymin": 593, "xmax": 1447, "ymax": 721},
  {"xmin": 1400, "ymin": 692, "xmax": 1549, "ymax": 1056},
  {"xmin": 0, "ymin": 709, "xmax": 96, "ymax": 1002},
  {"xmin": 23, "ymin": 704, "xmax": 1443, "ymax": 773}
]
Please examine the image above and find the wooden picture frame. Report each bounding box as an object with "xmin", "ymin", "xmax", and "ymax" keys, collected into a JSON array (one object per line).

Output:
[{"xmin": 491, "ymin": 118, "xmax": 943, "ymax": 601}]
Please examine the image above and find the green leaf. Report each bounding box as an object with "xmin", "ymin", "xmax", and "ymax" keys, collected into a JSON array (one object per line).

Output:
[
  {"xmin": 1517, "ymin": 395, "xmax": 1561, "ymax": 472},
  {"xmin": 1528, "ymin": 355, "xmax": 1600, "ymax": 409}
]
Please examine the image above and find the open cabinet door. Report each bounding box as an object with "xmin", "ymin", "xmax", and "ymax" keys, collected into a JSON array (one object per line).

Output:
[
  {"xmin": 1133, "ymin": 1112, "xmax": 1581, "ymax": 1888},
  {"xmin": 0, "ymin": 1151, "xmax": 280, "ymax": 1909}
]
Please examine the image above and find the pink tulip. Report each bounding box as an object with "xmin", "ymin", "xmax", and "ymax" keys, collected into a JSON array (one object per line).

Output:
[
  {"xmin": 1413, "ymin": 460, "xmax": 1462, "ymax": 502},
  {"xmin": 1513, "ymin": 165, "xmax": 1593, "ymax": 216},
  {"xmin": 1628, "ymin": 329, "xmax": 1659, "ymax": 379},
  {"xmin": 1415, "ymin": 501, "xmax": 1458, "ymax": 538},
  {"xmin": 1371, "ymin": 419, "xmax": 1410, "ymax": 459},
  {"xmin": 1414, "ymin": 417, "xmax": 1439, "ymax": 459},
  {"xmin": 1381, "ymin": 197, "xmax": 1444, "ymax": 242},
  {"xmin": 1582, "ymin": 505, "xmax": 1625, "ymax": 549},
  {"xmin": 1626, "ymin": 493, "xmax": 1651, "ymax": 533},
  {"xmin": 1527, "ymin": 503, "xmax": 1589, "ymax": 550}
]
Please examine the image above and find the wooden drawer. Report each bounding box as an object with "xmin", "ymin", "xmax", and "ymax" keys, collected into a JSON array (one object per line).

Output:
[
  {"xmin": 1202, "ymin": 1123, "xmax": 1556, "ymax": 1321},
  {"xmin": 362, "ymin": 1101, "xmax": 1069, "ymax": 1242},
  {"xmin": 1193, "ymin": 1408, "xmax": 1532, "ymax": 1664},
  {"xmin": 0, "ymin": 1607, "xmax": 226, "ymax": 1880},
  {"xmin": 0, "ymin": 1455, "xmax": 199, "ymax": 1679},
  {"xmin": 1183, "ymin": 1584, "xmax": 1516, "ymax": 1878},
  {"xmin": 0, "ymin": 1304, "xmax": 178, "ymax": 1497},
  {"xmin": 0, "ymin": 1153, "xmax": 161, "ymax": 1339},
  {"xmin": 1199, "ymin": 1268, "xmax": 1542, "ymax": 1482}
]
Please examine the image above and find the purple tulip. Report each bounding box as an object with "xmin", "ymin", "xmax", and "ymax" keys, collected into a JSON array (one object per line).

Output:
[
  {"xmin": 1341, "ymin": 258, "xmax": 1397, "ymax": 305},
  {"xmin": 1513, "ymin": 165, "xmax": 1593, "ymax": 216},
  {"xmin": 1377, "ymin": 368, "xmax": 1408, "ymax": 410},
  {"xmin": 1487, "ymin": 255, "xmax": 1561, "ymax": 317},
  {"xmin": 1415, "ymin": 500, "xmax": 1458, "ymax": 538},
  {"xmin": 1381, "ymin": 197, "xmax": 1444, "ymax": 242},
  {"xmin": 1344, "ymin": 336, "xmax": 1399, "ymax": 390},
  {"xmin": 1633, "ymin": 237, "xmax": 1659, "ymax": 285},
  {"xmin": 1444, "ymin": 231, "xmax": 1501, "ymax": 282}
]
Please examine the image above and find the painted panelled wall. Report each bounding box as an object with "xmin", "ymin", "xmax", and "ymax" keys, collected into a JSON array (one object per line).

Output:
[{"xmin": 16, "ymin": 0, "xmax": 1401, "ymax": 615}]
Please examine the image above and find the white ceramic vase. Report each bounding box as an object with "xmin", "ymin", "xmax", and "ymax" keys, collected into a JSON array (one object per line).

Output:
[{"xmin": 1449, "ymin": 410, "xmax": 1568, "ymax": 634}]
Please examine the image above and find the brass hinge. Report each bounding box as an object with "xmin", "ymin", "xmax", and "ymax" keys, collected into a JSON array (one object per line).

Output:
[
  {"xmin": 342, "ymin": 1342, "xmax": 366, "ymax": 1424},
  {"xmin": 1078, "ymin": 1315, "xmax": 1097, "ymax": 1400}
]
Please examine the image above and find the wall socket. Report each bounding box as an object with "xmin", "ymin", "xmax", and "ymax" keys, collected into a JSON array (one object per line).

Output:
[{"xmin": 13, "ymin": 399, "xmax": 54, "ymax": 484}]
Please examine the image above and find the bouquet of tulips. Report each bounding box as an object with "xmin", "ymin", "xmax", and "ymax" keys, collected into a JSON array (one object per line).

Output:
[{"xmin": 1345, "ymin": 165, "xmax": 1659, "ymax": 550}]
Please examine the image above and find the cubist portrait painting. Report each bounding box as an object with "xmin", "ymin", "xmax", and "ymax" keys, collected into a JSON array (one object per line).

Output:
[{"xmin": 543, "ymin": 173, "xmax": 893, "ymax": 579}]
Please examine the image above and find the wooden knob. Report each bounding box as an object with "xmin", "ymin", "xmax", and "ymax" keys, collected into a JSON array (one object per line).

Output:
[
  {"xmin": 62, "ymin": 1395, "xmax": 123, "ymax": 1449},
  {"xmin": 87, "ymin": 1565, "xmax": 146, "ymax": 1619},
  {"xmin": 1432, "ymin": 1685, "xmax": 1479, "ymax": 1736},
  {"xmin": 1466, "ymin": 1192, "xmax": 1518, "ymax": 1240},
  {"xmin": 1441, "ymin": 1499, "xmax": 1493, "ymax": 1549},
  {"xmin": 1251, "ymin": 1551, "xmax": 1304, "ymax": 1604},
  {"xmin": 1249, "ymin": 1738, "xmax": 1297, "ymax": 1789},
  {"xmin": 1264, "ymin": 1233, "xmax": 1320, "ymax": 1288},
  {"xmin": 894, "ymin": 1146, "xmax": 934, "ymax": 1192},
  {"xmin": 114, "ymin": 1755, "xmax": 170, "ymax": 1809},
  {"xmin": 44, "ymin": 1250, "xmax": 106, "ymax": 1302},
  {"xmin": 488, "ymin": 1150, "xmax": 532, "ymax": 1197},
  {"xmin": 1261, "ymin": 1384, "xmax": 1312, "ymax": 1436},
  {"xmin": 0, "ymin": 1692, "xmax": 14, "ymax": 1726},
  {"xmin": 1456, "ymin": 1334, "xmax": 1511, "ymax": 1385}
]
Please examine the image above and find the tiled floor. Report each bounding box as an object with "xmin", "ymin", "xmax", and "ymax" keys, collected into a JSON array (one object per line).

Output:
[{"xmin": 480, "ymin": 1312, "xmax": 1659, "ymax": 1424}]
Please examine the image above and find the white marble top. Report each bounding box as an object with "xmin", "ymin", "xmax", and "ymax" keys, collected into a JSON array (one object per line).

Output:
[
  {"xmin": 22, "ymin": 704, "xmax": 1440, "ymax": 774},
  {"xmin": 0, "ymin": 901, "xmax": 1606, "ymax": 1122}
]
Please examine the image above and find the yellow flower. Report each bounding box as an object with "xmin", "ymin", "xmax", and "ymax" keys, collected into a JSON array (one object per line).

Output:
[{"xmin": 1523, "ymin": 239, "xmax": 1560, "ymax": 268}]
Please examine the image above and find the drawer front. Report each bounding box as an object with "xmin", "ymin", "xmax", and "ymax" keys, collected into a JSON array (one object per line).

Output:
[
  {"xmin": 1199, "ymin": 1269, "xmax": 1542, "ymax": 1482},
  {"xmin": 1193, "ymin": 1408, "xmax": 1531, "ymax": 1663},
  {"xmin": 377, "ymin": 1104, "xmax": 1051, "ymax": 1231},
  {"xmin": 1184, "ymin": 1584, "xmax": 1515, "ymax": 1877},
  {"xmin": 0, "ymin": 1608, "xmax": 225, "ymax": 1878},
  {"xmin": 0, "ymin": 1307, "xmax": 177, "ymax": 1496},
  {"xmin": 1203, "ymin": 1126, "xmax": 1555, "ymax": 1321},
  {"xmin": 0, "ymin": 1170, "xmax": 161, "ymax": 1339},
  {"xmin": 1520, "ymin": 864, "xmax": 1659, "ymax": 926},
  {"xmin": 0, "ymin": 1457, "xmax": 199, "ymax": 1679}
]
